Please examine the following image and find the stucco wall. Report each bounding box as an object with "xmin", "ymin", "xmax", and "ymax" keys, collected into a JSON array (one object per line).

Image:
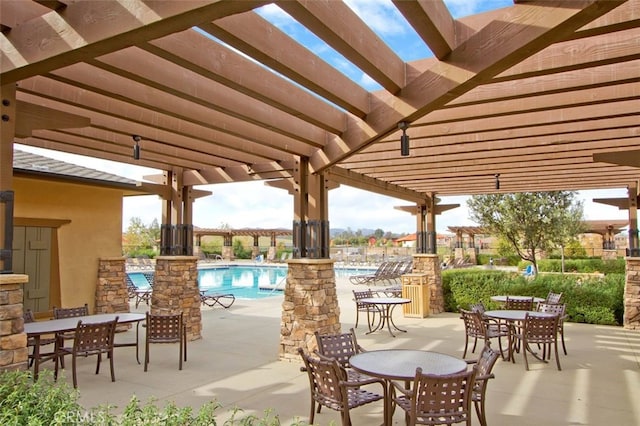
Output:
[{"xmin": 13, "ymin": 177, "xmax": 123, "ymax": 313}]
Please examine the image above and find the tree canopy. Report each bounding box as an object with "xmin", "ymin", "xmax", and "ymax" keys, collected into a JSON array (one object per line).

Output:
[
  {"xmin": 123, "ymin": 217, "xmax": 160, "ymax": 257},
  {"xmin": 467, "ymin": 191, "xmax": 585, "ymax": 273}
]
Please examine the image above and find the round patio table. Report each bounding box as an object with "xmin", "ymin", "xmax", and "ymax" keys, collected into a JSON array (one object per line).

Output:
[
  {"xmin": 350, "ymin": 349, "xmax": 468, "ymax": 425},
  {"xmin": 484, "ymin": 310, "xmax": 556, "ymax": 362},
  {"xmin": 490, "ymin": 295, "xmax": 545, "ymax": 304},
  {"xmin": 360, "ymin": 297, "xmax": 410, "ymax": 337}
]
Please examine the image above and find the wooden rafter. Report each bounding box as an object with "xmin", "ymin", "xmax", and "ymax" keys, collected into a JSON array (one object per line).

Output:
[{"xmin": 2, "ymin": 0, "xmax": 638, "ymax": 202}]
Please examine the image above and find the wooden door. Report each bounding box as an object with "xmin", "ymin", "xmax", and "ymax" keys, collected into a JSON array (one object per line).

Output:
[{"xmin": 13, "ymin": 226, "xmax": 52, "ymax": 312}]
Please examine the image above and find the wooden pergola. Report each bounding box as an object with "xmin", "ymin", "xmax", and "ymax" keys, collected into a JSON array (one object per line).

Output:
[{"xmin": 2, "ymin": 0, "xmax": 640, "ymax": 263}]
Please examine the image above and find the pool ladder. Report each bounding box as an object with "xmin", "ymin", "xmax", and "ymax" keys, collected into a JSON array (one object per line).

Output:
[{"xmin": 270, "ymin": 276, "xmax": 287, "ymax": 293}]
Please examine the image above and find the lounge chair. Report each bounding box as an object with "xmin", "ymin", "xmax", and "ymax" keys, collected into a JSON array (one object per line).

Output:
[
  {"xmin": 381, "ymin": 260, "xmax": 412, "ymax": 284},
  {"xmin": 200, "ymin": 290, "xmax": 236, "ymax": 308},
  {"xmin": 134, "ymin": 288, "xmax": 152, "ymax": 309},
  {"xmin": 142, "ymin": 272, "xmax": 155, "ymax": 286},
  {"xmin": 348, "ymin": 261, "xmax": 394, "ymax": 285},
  {"xmin": 126, "ymin": 274, "xmax": 153, "ymax": 309}
]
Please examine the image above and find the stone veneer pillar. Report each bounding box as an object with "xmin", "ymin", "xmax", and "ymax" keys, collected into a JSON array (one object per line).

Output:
[
  {"xmin": 0, "ymin": 274, "xmax": 28, "ymax": 372},
  {"xmin": 279, "ymin": 259, "xmax": 340, "ymax": 361},
  {"xmin": 411, "ymin": 254, "xmax": 444, "ymax": 314},
  {"xmin": 95, "ymin": 257, "xmax": 130, "ymax": 314},
  {"xmin": 152, "ymin": 256, "xmax": 202, "ymax": 341},
  {"xmin": 624, "ymin": 257, "xmax": 640, "ymax": 330},
  {"xmin": 221, "ymin": 246, "xmax": 233, "ymax": 261}
]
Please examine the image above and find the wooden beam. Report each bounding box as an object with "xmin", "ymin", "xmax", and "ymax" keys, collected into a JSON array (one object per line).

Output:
[
  {"xmin": 327, "ymin": 167, "xmax": 426, "ymax": 203},
  {"xmin": 277, "ymin": 0, "xmax": 405, "ymax": 93},
  {"xmin": 144, "ymin": 29, "xmax": 346, "ymax": 134},
  {"xmin": 200, "ymin": 11, "xmax": 370, "ymax": 118},
  {"xmin": 264, "ymin": 178, "xmax": 296, "ymax": 195},
  {"xmin": 136, "ymin": 182, "xmax": 170, "ymax": 200},
  {"xmin": 592, "ymin": 197, "xmax": 636, "ymax": 210},
  {"xmin": 1, "ymin": 1, "xmax": 269, "ymax": 82},
  {"xmin": 15, "ymin": 100, "xmax": 90, "ymax": 137},
  {"xmin": 594, "ymin": 150, "xmax": 640, "ymax": 167},
  {"xmin": 310, "ymin": 0, "xmax": 626, "ymax": 172},
  {"xmin": 394, "ymin": 203, "xmax": 460, "ymax": 215},
  {"xmin": 393, "ymin": 0, "xmax": 457, "ymax": 59}
]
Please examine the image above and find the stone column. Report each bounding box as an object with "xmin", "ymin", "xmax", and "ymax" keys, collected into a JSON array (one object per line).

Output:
[
  {"xmin": 624, "ymin": 257, "xmax": 640, "ymax": 330},
  {"xmin": 152, "ymin": 256, "xmax": 202, "ymax": 340},
  {"xmin": 0, "ymin": 274, "xmax": 28, "ymax": 372},
  {"xmin": 279, "ymin": 259, "xmax": 339, "ymax": 361},
  {"xmin": 95, "ymin": 257, "xmax": 130, "ymax": 314},
  {"xmin": 464, "ymin": 247, "xmax": 477, "ymax": 264},
  {"xmin": 411, "ymin": 254, "xmax": 444, "ymax": 314},
  {"xmin": 252, "ymin": 235, "xmax": 260, "ymax": 259}
]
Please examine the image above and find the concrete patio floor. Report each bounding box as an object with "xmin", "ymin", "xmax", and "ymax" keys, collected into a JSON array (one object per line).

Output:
[{"xmin": 45, "ymin": 275, "xmax": 640, "ymax": 425}]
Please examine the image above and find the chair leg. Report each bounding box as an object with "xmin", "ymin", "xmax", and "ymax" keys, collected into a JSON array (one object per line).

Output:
[
  {"xmin": 554, "ymin": 340, "xmax": 562, "ymax": 371},
  {"xmin": 496, "ymin": 336, "xmax": 506, "ymax": 360},
  {"xmin": 462, "ymin": 335, "xmax": 469, "ymax": 358},
  {"xmin": 522, "ymin": 339, "xmax": 529, "ymax": 370},
  {"xmin": 54, "ymin": 352, "xmax": 60, "ymax": 380},
  {"xmin": 56, "ymin": 335, "xmax": 66, "ymax": 369},
  {"xmin": 179, "ymin": 334, "xmax": 183, "ymax": 371},
  {"xmin": 72, "ymin": 355, "xmax": 78, "ymax": 388},
  {"xmin": 343, "ymin": 409, "xmax": 352, "ymax": 426},
  {"xmin": 144, "ymin": 343, "xmax": 150, "ymax": 372},
  {"xmin": 184, "ymin": 324, "xmax": 188, "ymax": 361},
  {"xmin": 96, "ymin": 353, "xmax": 102, "ymax": 375},
  {"xmin": 354, "ymin": 309, "xmax": 360, "ymax": 328},
  {"xmin": 109, "ymin": 349, "xmax": 116, "ymax": 382},
  {"xmin": 309, "ymin": 398, "xmax": 316, "ymax": 424},
  {"xmin": 560, "ymin": 327, "xmax": 567, "ymax": 355}
]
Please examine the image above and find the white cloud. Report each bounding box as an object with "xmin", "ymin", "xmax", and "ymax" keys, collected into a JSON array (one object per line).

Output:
[{"xmin": 344, "ymin": 0, "xmax": 406, "ymax": 37}]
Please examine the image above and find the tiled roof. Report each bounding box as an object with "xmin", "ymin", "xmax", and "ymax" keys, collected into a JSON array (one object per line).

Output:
[{"xmin": 13, "ymin": 149, "xmax": 137, "ymax": 186}]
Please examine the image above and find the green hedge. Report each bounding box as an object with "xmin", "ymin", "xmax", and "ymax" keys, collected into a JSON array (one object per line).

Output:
[
  {"xmin": 517, "ymin": 258, "xmax": 625, "ymax": 274},
  {"xmin": 442, "ymin": 269, "xmax": 625, "ymax": 325}
]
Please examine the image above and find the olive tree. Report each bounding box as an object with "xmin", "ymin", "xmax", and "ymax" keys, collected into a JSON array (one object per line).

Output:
[
  {"xmin": 467, "ymin": 191, "xmax": 585, "ymax": 274},
  {"xmin": 123, "ymin": 217, "xmax": 160, "ymax": 257}
]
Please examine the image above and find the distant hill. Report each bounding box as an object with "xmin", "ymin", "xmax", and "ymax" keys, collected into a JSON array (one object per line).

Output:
[{"xmin": 330, "ymin": 228, "xmax": 377, "ymax": 238}]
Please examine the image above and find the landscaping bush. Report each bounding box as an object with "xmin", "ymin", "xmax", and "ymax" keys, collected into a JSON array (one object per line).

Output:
[
  {"xmin": 0, "ymin": 369, "xmax": 81, "ymax": 425},
  {"xmin": 518, "ymin": 258, "xmax": 625, "ymax": 274},
  {"xmin": 442, "ymin": 269, "xmax": 625, "ymax": 325},
  {"xmin": 0, "ymin": 370, "xmax": 289, "ymax": 426}
]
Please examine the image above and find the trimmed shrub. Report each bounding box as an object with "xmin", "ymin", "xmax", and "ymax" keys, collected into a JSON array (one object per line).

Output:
[
  {"xmin": 442, "ymin": 269, "xmax": 625, "ymax": 325},
  {"xmin": 519, "ymin": 258, "xmax": 625, "ymax": 274}
]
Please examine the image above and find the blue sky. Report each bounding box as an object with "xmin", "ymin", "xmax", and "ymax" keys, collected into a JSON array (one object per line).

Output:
[{"xmin": 16, "ymin": 0, "xmax": 630, "ymax": 234}]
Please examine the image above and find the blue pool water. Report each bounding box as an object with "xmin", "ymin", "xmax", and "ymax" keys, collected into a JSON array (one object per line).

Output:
[{"xmin": 128, "ymin": 265, "xmax": 376, "ymax": 300}]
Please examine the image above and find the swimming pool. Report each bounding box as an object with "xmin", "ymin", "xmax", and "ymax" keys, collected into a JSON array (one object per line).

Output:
[{"xmin": 128, "ymin": 265, "xmax": 377, "ymax": 300}]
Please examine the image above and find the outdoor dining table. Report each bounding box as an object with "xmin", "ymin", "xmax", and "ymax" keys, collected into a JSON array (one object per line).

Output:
[
  {"xmin": 360, "ymin": 297, "xmax": 411, "ymax": 337},
  {"xmin": 490, "ymin": 295, "xmax": 545, "ymax": 304},
  {"xmin": 24, "ymin": 312, "xmax": 146, "ymax": 379},
  {"xmin": 350, "ymin": 349, "xmax": 468, "ymax": 425},
  {"xmin": 484, "ymin": 309, "xmax": 556, "ymax": 362}
]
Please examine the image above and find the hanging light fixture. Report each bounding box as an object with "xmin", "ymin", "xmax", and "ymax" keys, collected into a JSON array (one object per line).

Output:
[
  {"xmin": 132, "ymin": 135, "xmax": 141, "ymax": 160},
  {"xmin": 398, "ymin": 121, "xmax": 410, "ymax": 156},
  {"xmin": 495, "ymin": 173, "xmax": 500, "ymax": 190}
]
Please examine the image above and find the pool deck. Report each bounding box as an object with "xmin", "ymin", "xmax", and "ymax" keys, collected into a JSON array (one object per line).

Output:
[{"xmin": 45, "ymin": 273, "xmax": 640, "ymax": 425}]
